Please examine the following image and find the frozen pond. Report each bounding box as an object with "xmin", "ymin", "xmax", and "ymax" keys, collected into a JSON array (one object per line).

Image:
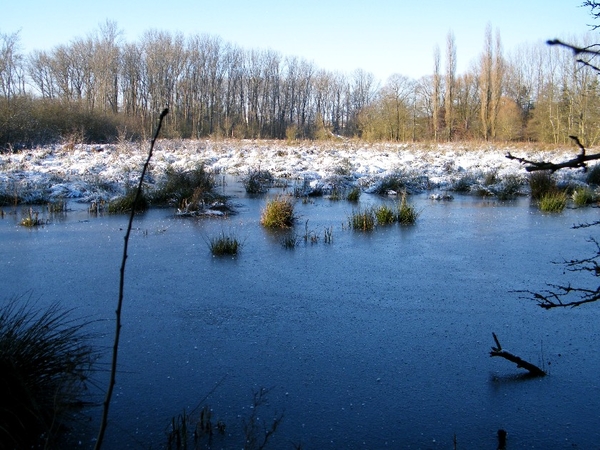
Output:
[{"xmin": 1, "ymin": 182, "xmax": 600, "ymax": 449}]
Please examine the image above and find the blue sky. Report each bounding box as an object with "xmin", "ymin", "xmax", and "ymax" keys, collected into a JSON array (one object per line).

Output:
[{"xmin": 1, "ymin": 0, "xmax": 594, "ymax": 82}]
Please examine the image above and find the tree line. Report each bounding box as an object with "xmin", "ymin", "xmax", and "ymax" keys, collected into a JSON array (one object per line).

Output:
[{"xmin": 1, "ymin": 20, "xmax": 599, "ymax": 147}]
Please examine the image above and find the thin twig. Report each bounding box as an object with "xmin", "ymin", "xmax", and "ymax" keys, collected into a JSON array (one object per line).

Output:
[{"xmin": 94, "ymin": 108, "xmax": 169, "ymax": 450}]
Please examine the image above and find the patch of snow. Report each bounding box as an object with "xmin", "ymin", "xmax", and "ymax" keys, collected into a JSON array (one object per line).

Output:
[{"xmin": 0, "ymin": 140, "xmax": 590, "ymax": 203}]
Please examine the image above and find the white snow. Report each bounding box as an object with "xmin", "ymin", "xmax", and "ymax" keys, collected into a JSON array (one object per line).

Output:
[{"xmin": 0, "ymin": 139, "xmax": 589, "ymax": 203}]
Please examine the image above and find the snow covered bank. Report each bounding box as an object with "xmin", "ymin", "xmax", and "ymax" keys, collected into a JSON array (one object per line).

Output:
[{"xmin": 0, "ymin": 140, "xmax": 588, "ymax": 204}]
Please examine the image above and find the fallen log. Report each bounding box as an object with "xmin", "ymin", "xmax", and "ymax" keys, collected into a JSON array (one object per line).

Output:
[{"xmin": 489, "ymin": 332, "xmax": 546, "ymax": 377}]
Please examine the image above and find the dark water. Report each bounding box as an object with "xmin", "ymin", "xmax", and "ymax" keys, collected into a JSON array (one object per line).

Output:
[{"xmin": 1, "ymin": 185, "xmax": 600, "ymax": 449}]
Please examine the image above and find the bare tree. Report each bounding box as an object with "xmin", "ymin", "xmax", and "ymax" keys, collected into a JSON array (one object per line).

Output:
[
  {"xmin": 0, "ymin": 30, "xmax": 25, "ymax": 98},
  {"xmin": 432, "ymin": 45, "xmax": 441, "ymax": 141},
  {"xmin": 380, "ymin": 74, "xmax": 415, "ymax": 141},
  {"xmin": 444, "ymin": 31, "xmax": 456, "ymax": 141},
  {"xmin": 454, "ymin": 68, "xmax": 480, "ymax": 139},
  {"xmin": 90, "ymin": 20, "xmax": 122, "ymax": 113},
  {"xmin": 28, "ymin": 50, "xmax": 56, "ymax": 98}
]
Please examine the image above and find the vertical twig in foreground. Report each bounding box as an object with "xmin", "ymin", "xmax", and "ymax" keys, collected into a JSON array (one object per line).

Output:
[{"xmin": 95, "ymin": 108, "xmax": 169, "ymax": 450}]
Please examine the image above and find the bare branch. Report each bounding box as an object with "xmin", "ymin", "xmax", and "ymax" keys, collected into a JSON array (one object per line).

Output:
[
  {"xmin": 505, "ymin": 136, "xmax": 600, "ymax": 172},
  {"xmin": 95, "ymin": 108, "xmax": 169, "ymax": 450},
  {"xmin": 582, "ymin": 1, "xmax": 600, "ymax": 29},
  {"xmin": 547, "ymin": 38, "xmax": 600, "ymax": 57}
]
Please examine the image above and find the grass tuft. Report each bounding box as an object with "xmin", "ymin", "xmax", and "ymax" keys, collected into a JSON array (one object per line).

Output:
[
  {"xmin": 108, "ymin": 188, "xmax": 148, "ymax": 214},
  {"xmin": 529, "ymin": 171, "xmax": 557, "ymax": 200},
  {"xmin": 495, "ymin": 174, "xmax": 523, "ymax": 200},
  {"xmin": 242, "ymin": 168, "xmax": 273, "ymax": 194},
  {"xmin": 208, "ymin": 232, "xmax": 241, "ymax": 256},
  {"xmin": 346, "ymin": 187, "xmax": 361, "ymax": 202},
  {"xmin": 572, "ymin": 187, "xmax": 596, "ymax": 207},
  {"xmin": 539, "ymin": 190, "xmax": 568, "ymax": 212},
  {"xmin": 0, "ymin": 299, "xmax": 95, "ymax": 449},
  {"xmin": 153, "ymin": 164, "xmax": 215, "ymax": 206},
  {"xmin": 397, "ymin": 194, "xmax": 419, "ymax": 225},
  {"xmin": 349, "ymin": 208, "xmax": 376, "ymax": 231},
  {"xmin": 451, "ymin": 175, "xmax": 476, "ymax": 193},
  {"xmin": 375, "ymin": 204, "xmax": 396, "ymax": 225},
  {"xmin": 373, "ymin": 173, "xmax": 407, "ymax": 195},
  {"xmin": 261, "ymin": 196, "xmax": 295, "ymax": 228}
]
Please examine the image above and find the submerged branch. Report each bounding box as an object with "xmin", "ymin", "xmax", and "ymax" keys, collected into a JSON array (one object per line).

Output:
[{"xmin": 490, "ymin": 333, "xmax": 546, "ymax": 377}]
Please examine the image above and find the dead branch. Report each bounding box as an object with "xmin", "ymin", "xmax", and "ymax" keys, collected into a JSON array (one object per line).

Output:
[
  {"xmin": 505, "ymin": 136, "xmax": 600, "ymax": 172},
  {"xmin": 547, "ymin": 39, "xmax": 600, "ymax": 72},
  {"xmin": 94, "ymin": 108, "xmax": 169, "ymax": 450},
  {"xmin": 517, "ymin": 282, "xmax": 600, "ymax": 310},
  {"xmin": 489, "ymin": 333, "xmax": 546, "ymax": 377}
]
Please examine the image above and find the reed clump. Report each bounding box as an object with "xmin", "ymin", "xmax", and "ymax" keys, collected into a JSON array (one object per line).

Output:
[
  {"xmin": 374, "ymin": 204, "xmax": 396, "ymax": 225},
  {"xmin": 153, "ymin": 164, "xmax": 215, "ymax": 206},
  {"xmin": 242, "ymin": 168, "xmax": 273, "ymax": 194},
  {"xmin": 529, "ymin": 171, "xmax": 557, "ymax": 200},
  {"xmin": 346, "ymin": 186, "xmax": 361, "ymax": 202},
  {"xmin": 208, "ymin": 232, "xmax": 241, "ymax": 256},
  {"xmin": 572, "ymin": 187, "xmax": 596, "ymax": 207},
  {"xmin": 539, "ymin": 190, "xmax": 568, "ymax": 212},
  {"xmin": 261, "ymin": 196, "xmax": 295, "ymax": 228},
  {"xmin": 349, "ymin": 208, "xmax": 376, "ymax": 231},
  {"xmin": 397, "ymin": 194, "xmax": 419, "ymax": 225}
]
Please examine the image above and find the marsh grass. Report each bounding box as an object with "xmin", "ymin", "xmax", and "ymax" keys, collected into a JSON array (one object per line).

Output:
[
  {"xmin": 587, "ymin": 164, "xmax": 600, "ymax": 185},
  {"xmin": 572, "ymin": 187, "xmax": 596, "ymax": 207},
  {"xmin": 47, "ymin": 200, "xmax": 68, "ymax": 213},
  {"xmin": 451, "ymin": 174, "xmax": 477, "ymax": 193},
  {"xmin": 346, "ymin": 186, "xmax": 361, "ymax": 202},
  {"xmin": 281, "ymin": 233, "xmax": 300, "ymax": 249},
  {"xmin": 328, "ymin": 186, "xmax": 344, "ymax": 201},
  {"xmin": 242, "ymin": 168, "xmax": 273, "ymax": 194},
  {"xmin": 0, "ymin": 299, "xmax": 95, "ymax": 449},
  {"xmin": 397, "ymin": 195, "xmax": 419, "ymax": 225},
  {"xmin": 165, "ymin": 388, "xmax": 280, "ymax": 450},
  {"xmin": 375, "ymin": 204, "xmax": 396, "ymax": 225},
  {"xmin": 20, "ymin": 207, "xmax": 43, "ymax": 227},
  {"xmin": 208, "ymin": 232, "xmax": 241, "ymax": 256},
  {"xmin": 261, "ymin": 196, "xmax": 295, "ymax": 228},
  {"xmin": 300, "ymin": 220, "xmax": 320, "ymax": 244},
  {"xmin": 153, "ymin": 164, "xmax": 215, "ymax": 206},
  {"xmin": 483, "ymin": 170, "xmax": 499, "ymax": 186},
  {"xmin": 0, "ymin": 184, "xmax": 20, "ymax": 206},
  {"xmin": 324, "ymin": 226, "xmax": 333, "ymax": 244},
  {"xmin": 495, "ymin": 174, "xmax": 523, "ymax": 201},
  {"xmin": 529, "ymin": 171, "xmax": 557, "ymax": 200},
  {"xmin": 108, "ymin": 188, "xmax": 149, "ymax": 213},
  {"xmin": 539, "ymin": 191, "xmax": 568, "ymax": 212},
  {"xmin": 373, "ymin": 173, "xmax": 407, "ymax": 195},
  {"xmin": 167, "ymin": 406, "xmax": 226, "ymax": 450},
  {"xmin": 349, "ymin": 208, "xmax": 376, "ymax": 231}
]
